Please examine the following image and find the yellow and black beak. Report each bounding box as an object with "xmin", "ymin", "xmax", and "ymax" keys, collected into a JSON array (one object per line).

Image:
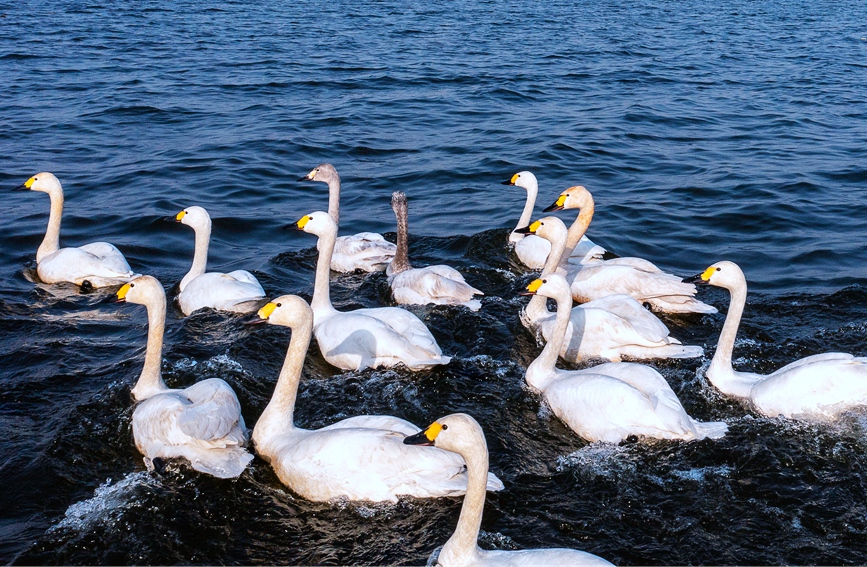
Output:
[
  {"xmin": 403, "ymin": 421, "xmax": 444, "ymax": 446},
  {"xmin": 164, "ymin": 210, "xmax": 185, "ymax": 222},
  {"xmin": 682, "ymin": 266, "xmax": 715, "ymax": 285},
  {"xmin": 257, "ymin": 302, "xmax": 277, "ymax": 320},
  {"xmin": 298, "ymin": 169, "xmax": 316, "ymax": 181},
  {"xmin": 295, "ymin": 215, "xmax": 312, "ymax": 230},
  {"xmin": 116, "ymin": 283, "xmax": 131, "ymax": 303},
  {"xmin": 543, "ymin": 194, "xmax": 567, "ymax": 212},
  {"xmin": 501, "ymin": 172, "xmax": 520, "ymax": 186},
  {"xmin": 13, "ymin": 176, "xmax": 35, "ymax": 191},
  {"xmin": 520, "ymin": 278, "xmax": 544, "ymax": 296},
  {"xmin": 514, "ymin": 220, "xmax": 542, "ymax": 235}
]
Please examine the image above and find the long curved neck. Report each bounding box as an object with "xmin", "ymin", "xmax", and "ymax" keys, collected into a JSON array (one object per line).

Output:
[
  {"xmin": 559, "ymin": 199, "xmax": 595, "ymax": 270},
  {"xmin": 706, "ymin": 280, "xmax": 758, "ymax": 396},
  {"xmin": 181, "ymin": 221, "xmax": 211, "ymax": 290},
  {"xmin": 311, "ymin": 228, "xmax": 337, "ymax": 314},
  {"xmin": 510, "ymin": 182, "xmax": 538, "ymax": 243},
  {"xmin": 525, "ymin": 230, "xmax": 566, "ymax": 322},
  {"xmin": 390, "ymin": 200, "xmax": 412, "ymax": 274},
  {"xmin": 37, "ymin": 188, "xmax": 64, "ymax": 263},
  {"xmin": 526, "ymin": 289, "xmax": 570, "ymax": 390},
  {"xmin": 326, "ymin": 177, "xmax": 340, "ymax": 225},
  {"xmin": 253, "ymin": 313, "xmax": 313, "ymax": 448},
  {"xmin": 440, "ymin": 441, "xmax": 488, "ymax": 564},
  {"xmin": 131, "ymin": 295, "xmax": 169, "ymax": 401}
]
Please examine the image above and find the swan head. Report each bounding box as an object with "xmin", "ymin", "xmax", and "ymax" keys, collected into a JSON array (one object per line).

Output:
[
  {"xmin": 256, "ymin": 294, "xmax": 313, "ymax": 328},
  {"xmin": 16, "ymin": 172, "xmax": 62, "ymax": 195},
  {"xmin": 391, "ymin": 190, "xmax": 408, "ymax": 211},
  {"xmin": 174, "ymin": 206, "xmax": 212, "ymax": 230},
  {"xmin": 513, "ymin": 216, "xmax": 567, "ymax": 243},
  {"xmin": 116, "ymin": 275, "xmax": 166, "ymax": 307},
  {"xmin": 543, "ymin": 185, "xmax": 593, "ymax": 212},
  {"xmin": 299, "ymin": 163, "xmax": 339, "ymax": 184},
  {"xmin": 403, "ymin": 413, "xmax": 486, "ymax": 455},
  {"xmin": 523, "ymin": 274, "xmax": 572, "ymax": 301},
  {"xmin": 295, "ymin": 211, "xmax": 337, "ymax": 237},
  {"xmin": 684, "ymin": 261, "xmax": 745, "ymax": 289},
  {"xmin": 502, "ymin": 171, "xmax": 538, "ymax": 193}
]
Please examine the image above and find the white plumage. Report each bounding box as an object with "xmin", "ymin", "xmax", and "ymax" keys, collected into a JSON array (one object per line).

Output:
[
  {"xmin": 116, "ymin": 276, "xmax": 253, "ymax": 478},
  {"xmin": 252, "ymin": 296, "xmax": 503, "ymax": 502},
  {"xmin": 17, "ymin": 172, "xmax": 139, "ymax": 288}
]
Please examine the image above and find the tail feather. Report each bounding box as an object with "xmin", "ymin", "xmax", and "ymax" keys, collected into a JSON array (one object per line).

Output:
[
  {"xmin": 693, "ymin": 420, "xmax": 728, "ymax": 440},
  {"xmin": 187, "ymin": 447, "xmax": 254, "ymax": 479}
]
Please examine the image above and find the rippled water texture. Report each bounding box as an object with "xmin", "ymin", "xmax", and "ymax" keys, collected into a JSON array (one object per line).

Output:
[{"xmin": 2, "ymin": 0, "xmax": 867, "ymax": 564}]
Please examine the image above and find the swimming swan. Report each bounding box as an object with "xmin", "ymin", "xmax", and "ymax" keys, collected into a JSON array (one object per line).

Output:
[
  {"xmin": 686, "ymin": 261, "xmax": 867, "ymax": 418},
  {"xmin": 15, "ymin": 172, "xmax": 138, "ymax": 288},
  {"xmin": 386, "ymin": 191, "xmax": 483, "ymax": 311},
  {"xmin": 405, "ymin": 413, "xmax": 613, "ymax": 566},
  {"xmin": 296, "ymin": 211, "xmax": 450, "ymax": 371},
  {"xmin": 299, "ymin": 163, "xmax": 396, "ymax": 272},
  {"xmin": 544, "ymin": 186, "xmax": 716, "ymax": 314},
  {"xmin": 116, "ymin": 276, "xmax": 253, "ymax": 478},
  {"xmin": 503, "ymin": 171, "xmax": 599, "ymax": 270},
  {"xmin": 171, "ymin": 206, "xmax": 267, "ymax": 316},
  {"xmin": 517, "ymin": 216, "xmax": 702, "ymax": 362},
  {"xmin": 252, "ymin": 296, "xmax": 503, "ymax": 502},
  {"xmin": 523, "ymin": 275, "xmax": 727, "ymax": 443}
]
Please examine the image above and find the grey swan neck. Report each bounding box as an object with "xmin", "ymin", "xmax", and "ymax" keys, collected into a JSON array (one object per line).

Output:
[
  {"xmin": 389, "ymin": 195, "xmax": 412, "ymax": 275},
  {"xmin": 326, "ymin": 177, "xmax": 340, "ymax": 226}
]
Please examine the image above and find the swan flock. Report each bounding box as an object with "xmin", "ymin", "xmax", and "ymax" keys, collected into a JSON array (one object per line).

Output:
[{"xmin": 11, "ymin": 167, "xmax": 862, "ymax": 566}]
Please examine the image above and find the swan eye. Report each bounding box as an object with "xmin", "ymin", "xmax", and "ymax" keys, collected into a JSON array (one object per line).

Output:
[
  {"xmin": 716, "ymin": 267, "xmax": 721, "ymax": 272},
  {"xmin": 276, "ymin": 302, "xmax": 282, "ymax": 307},
  {"xmin": 542, "ymin": 279, "xmax": 547, "ymax": 284},
  {"xmin": 130, "ymin": 283, "xmax": 135, "ymax": 288},
  {"xmin": 441, "ymin": 424, "xmax": 448, "ymax": 430}
]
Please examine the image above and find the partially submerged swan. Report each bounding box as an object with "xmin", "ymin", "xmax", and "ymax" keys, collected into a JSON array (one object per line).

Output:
[
  {"xmin": 15, "ymin": 172, "xmax": 138, "ymax": 288},
  {"xmin": 503, "ymin": 171, "xmax": 599, "ymax": 269},
  {"xmin": 386, "ymin": 191, "xmax": 483, "ymax": 311},
  {"xmin": 116, "ymin": 276, "xmax": 253, "ymax": 478},
  {"xmin": 253, "ymin": 296, "xmax": 503, "ymax": 502},
  {"xmin": 296, "ymin": 211, "xmax": 450, "ymax": 371},
  {"xmin": 518, "ymin": 216, "xmax": 702, "ymax": 362},
  {"xmin": 171, "ymin": 206, "xmax": 267, "ymax": 316},
  {"xmin": 687, "ymin": 261, "xmax": 867, "ymax": 418},
  {"xmin": 299, "ymin": 163, "xmax": 396, "ymax": 272},
  {"xmin": 405, "ymin": 413, "xmax": 613, "ymax": 566},
  {"xmin": 523, "ymin": 275, "xmax": 727, "ymax": 443},
  {"xmin": 544, "ymin": 186, "xmax": 716, "ymax": 314}
]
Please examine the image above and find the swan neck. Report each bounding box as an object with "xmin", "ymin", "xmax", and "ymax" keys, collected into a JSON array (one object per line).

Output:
[
  {"xmin": 37, "ymin": 188, "xmax": 64, "ymax": 263},
  {"xmin": 525, "ymin": 228, "xmax": 566, "ymax": 321},
  {"xmin": 181, "ymin": 221, "xmax": 211, "ymax": 291},
  {"xmin": 510, "ymin": 181, "xmax": 538, "ymax": 243},
  {"xmin": 132, "ymin": 295, "xmax": 169, "ymax": 401},
  {"xmin": 526, "ymin": 290, "xmax": 570, "ymax": 389},
  {"xmin": 390, "ymin": 199, "xmax": 412, "ymax": 274},
  {"xmin": 560, "ymin": 201, "xmax": 594, "ymax": 269},
  {"xmin": 311, "ymin": 227, "xmax": 336, "ymax": 314},
  {"xmin": 708, "ymin": 281, "xmax": 747, "ymax": 383},
  {"xmin": 327, "ymin": 178, "xmax": 340, "ymax": 225},
  {"xmin": 253, "ymin": 313, "xmax": 313, "ymax": 447},
  {"xmin": 441, "ymin": 441, "xmax": 488, "ymax": 563}
]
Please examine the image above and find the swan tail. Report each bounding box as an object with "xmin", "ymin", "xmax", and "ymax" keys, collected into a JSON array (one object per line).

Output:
[
  {"xmin": 692, "ymin": 420, "xmax": 728, "ymax": 440},
  {"xmin": 619, "ymin": 344, "xmax": 704, "ymax": 360},
  {"xmin": 646, "ymin": 296, "xmax": 718, "ymax": 314},
  {"xmin": 486, "ymin": 472, "xmax": 505, "ymax": 491},
  {"xmin": 403, "ymin": 355, "xmax": 452, "ymax": 370},
  {"xmin": 462, "ymin": 299, "xmax": 483, "ymax": 311},
  {"xmin": 187, "ymin": 446, "xmax": 254, "ymax": 479}
]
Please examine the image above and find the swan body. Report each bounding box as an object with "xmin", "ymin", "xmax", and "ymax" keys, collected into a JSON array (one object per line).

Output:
[
  {"xmin": 405, "ymin": 414, "xmax": 612, "ymax": 566},
  {"xmin": 115, "ymin": 276, "xmax": 253, "ymax": 478},
  {"xmin": 519, "ymin": 217, "xmax": 702, "ymax": 362},
  {"xmin": 386, "ymin": 192, "xmax": 483, "ymax": 310},
  {"xmin": 503, "ymin": 171, "xmax": 598, "ymax": 270},
  {"xmin": 253, "ymin": 296, "xmax": 503, "ymax": 502},
  {"xmin": 297, "ymin": 211, "xmax": 450, "ymax": 371},
  {"xmin": 523, "ymin": 275, "xmax": 727, "ymax": 443},
  {"xmin": 688, "ymin": 261, "xmax": 867, "ymax": 418},
  {"xmin": 300, "ymin": 163, "xmax": 396, "ymax": 272},
  {"xmin": 173, "ymin": 206, "xmax": 267, "ymax": 316},
  {"xmin": 544, "ymin": 186, "xmax": 716, "ymax": 314},
  {"xmin": 16, "ymin": 172, "xmax": 138, "ymax": 288}
]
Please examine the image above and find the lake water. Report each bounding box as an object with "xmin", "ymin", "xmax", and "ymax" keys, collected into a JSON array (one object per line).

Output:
[{"xmin": 3, "ymin": 0, "xmax": 867, "ymax": 564}]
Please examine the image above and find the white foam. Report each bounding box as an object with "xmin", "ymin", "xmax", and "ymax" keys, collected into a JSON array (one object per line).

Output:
[{"xmin": 50, "ymin": 471, "xmax": 154, "ymax": 533}]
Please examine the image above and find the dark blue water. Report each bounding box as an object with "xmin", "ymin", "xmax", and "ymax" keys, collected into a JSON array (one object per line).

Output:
[{"xmin": 3, "ymin": 0, "xmax": 867, "ymax": 564}]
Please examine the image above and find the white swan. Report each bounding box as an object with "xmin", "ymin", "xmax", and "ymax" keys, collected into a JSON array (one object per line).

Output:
[
  {"xmin": 386, "ymin": 191, "xmax": 483, "ymax": 311},
  {"xmin": 171, "ymin": 206, "xmax": 267, "ymax": 316},
  {"xmin": 115, "ymin": 276, "xmax": 253, "ymax": 478},
  {"xmin": 687, "ymin": 261, "xmax": 867, "ymax": 418},
  {"xmin": 503, "ymin": 171, "xmax": 599, "ymax": 269},
  {"xmin": 523, "ymin": 275, "xmax": 727, "ymax": 443},
  {"xmin": 405, "ymin": 413, "xmax": 612, "ymax": 566},
  {"xmin": 252, "ymin": 296, "xmax": 503, "ymax": 502},
  {"xmin": 15, "ymin": 172, "xmax": 139, "ymax": 289},
  {"xmin": 543, "ymin": 186, "xmax": 717, "ymax": 314},
  {"xmin": 518, "ymin": 216, "xmax": 703, "ymax": 362},
  {"xmin": 296, "ymin": 211, "xmax": 450, "ymax": 371},
  {"xmin": 300, "ymin": 163, "xmax": 396, "ymax": 272}
]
